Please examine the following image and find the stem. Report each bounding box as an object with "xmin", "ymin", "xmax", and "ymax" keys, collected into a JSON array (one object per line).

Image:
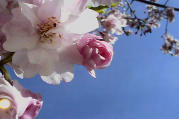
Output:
[
  {"xmin": 0, "ymin": 66, "xmax": 13, "ymax": 85},
  {"xmin": 165, "ymin": 19, "xmax": 169, "ymax": 34},
  {"xmin": 126, "ymin": 0, "xmax": 139, "ymax": 19},
  {"xmin": 0, "ymin": 52, "xmax": 14, "ymax": 85},
  {"xmin": 134, "ymin": 0, "xmax": 179, "ymax": 11},
  {"xmin": 0, "ymin": 52, "xmax": 14, "ymax": 66},
  {"xmin": 126, "ymin": 0, "xmax": 134, "ymax": 11},
  {"xmin": 164, "ymin": 0, "xmax": 169, "ymax": 5}
]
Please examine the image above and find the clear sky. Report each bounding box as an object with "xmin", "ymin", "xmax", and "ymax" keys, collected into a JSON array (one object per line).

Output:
[{"xmin": 10, "ymin": 1, "xmax": 179, "ymax": 119}]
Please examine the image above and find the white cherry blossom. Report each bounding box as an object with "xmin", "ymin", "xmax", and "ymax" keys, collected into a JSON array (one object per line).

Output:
[{"xmin": 2, "ymin": 0, "xmax": 99, "ymax": 84}]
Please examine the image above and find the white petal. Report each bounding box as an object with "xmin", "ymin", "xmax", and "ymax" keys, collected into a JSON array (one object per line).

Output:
[
  {"xmin": 55, "ymin": 63, "xmax": 74, "ymax": 83},
  {"xmin": 27, "ymin": 48, "xmax": 59, "ymax": 64},
  {"xmin": 2, "ymin": 8, "xmax": 38, "ymax": 52},
  {"xmin": 55, "ymin": 60, "xmax": 74, "ymax": 83},
  {"xmin": 41, "ymin": 63, "xmax": 74, "ymax": 85},
  {"xmin": 60, "ymin": 0, "xmax": 88, "ymax": 24},
  {"xmin": 89, "ymin": 69, "xmax": 96, "ymax": 78},
  {"xmin": 41, "ymin": 45, "xmax": 82, "ymax": 84},
  {"xmin": 19, "ymin": 2, "xmax": 39, "ymax": 26},
  {"xmin": 41, "ymin": 72, "xmax": 61, "ymax": 85},
  {"xmin": 10, "ymin": 63, "xmax": 24, "ymax": 79},
  {"xmin": 27, "ymin": 48, "xmax": 47, "ymax": 65},
  {"xmin": 37, "ymin": 0, "xmax": 63, "ymax": 21},
  {"xmin": 27, "ymin": 48, "xmax": 59, "ymax": 75},
  {"xmin": 12, "ymin": 50, "xmax": 39, "ymax": 78},
  {"xmin": 61, "ymin": 71, "xmax": 74, "ymax": 82},
  {"xmin": 14, "ymin": 70, "xmax": 24, "ymax": 79},
  {"xmin": 63, "ymin": 0, "xmax": 88, "ymax": 15},
  {"xmin": 65, "ymin": 8, "xmax": 99, "ymax": 34}
]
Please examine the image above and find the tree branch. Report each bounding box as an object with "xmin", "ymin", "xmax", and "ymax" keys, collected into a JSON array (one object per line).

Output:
[{"xmin": 135, "ymin": 0, "xmax": 179, "ymax": 11}]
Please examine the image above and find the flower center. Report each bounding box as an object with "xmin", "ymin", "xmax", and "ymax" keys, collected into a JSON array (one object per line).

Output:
[
  {"xmin": 0, "ymin": 99, "xmax": 11, "ymax": 110},
  {"xmin": 37, "ymin": 17, "xmax": 61, "ymax": 44}
]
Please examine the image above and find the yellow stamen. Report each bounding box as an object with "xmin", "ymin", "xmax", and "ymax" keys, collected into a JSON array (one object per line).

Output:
[{"xmin": 37, "ymin": 17, "xmax": 61, "ymax": 44}]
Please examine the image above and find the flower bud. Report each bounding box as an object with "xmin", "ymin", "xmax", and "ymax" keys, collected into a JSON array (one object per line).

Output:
[{"xmin": 77, "ymin": 33, "xmax": 113, "ymax": 71}]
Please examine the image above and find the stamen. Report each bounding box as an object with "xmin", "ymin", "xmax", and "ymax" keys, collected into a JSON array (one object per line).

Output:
[{"xmin": 37, "ymin": 17, "xmax": 61, "ymax": 44}]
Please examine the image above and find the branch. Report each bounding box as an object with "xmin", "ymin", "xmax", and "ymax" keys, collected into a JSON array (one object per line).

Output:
[{"xmin": 135, "ymin": 0, "xmax": 179, "ymax": 11}]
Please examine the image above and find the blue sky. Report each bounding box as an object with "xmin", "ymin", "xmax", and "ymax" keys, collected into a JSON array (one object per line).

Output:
[{"xmin": 10, "ymin": 1, "xmax": 179, "ymax": 119}]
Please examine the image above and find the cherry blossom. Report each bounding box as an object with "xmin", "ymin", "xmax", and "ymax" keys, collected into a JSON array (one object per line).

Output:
[
  {"xmin": 0, "ymin": 74, "xmax": 42, "ymax": 119},
  {"xmin": 2, "ymin": 0, "xmax": 99, "ymax": 84},
  {"xmin": 165, "ymin": 8, "xmax": 175, "ymax": 23},
  {"xmin": 0, "ymin": 0, "xmax": 179, "ymax": 118},
  {"xmin": 77, "ymin": 33, "xmax": 113, "ymax": 77},
  {"xmin": 101, "ymin": 10, "xmax": 127, "ymax": 35}
]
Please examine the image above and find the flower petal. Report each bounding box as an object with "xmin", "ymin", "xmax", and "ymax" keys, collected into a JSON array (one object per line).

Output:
[
  {"xmin": 55, "ymin": 63, "xmax": 74, "ymax": 83},
  {"xmin": 41, "ymin": 61, "xmax": 74, "ymax": 84},
  {"xmin": 41, "ymin": 72, "xmax": 61, "ymax": 85},
  {"xmin": 61, "ymin": 0, "xmax": 87, "ymax": 23},
  {"xmin": 63, "ymin": 0, "xmax": 88, "ymax": 15},
  {"xmin": 89, "ymin": 69, "xmax": 96, "ymax": 78},
  {"xmin": 41, "ymin": 44, "xmax": 80, "ymax": 85},
  {"xmin": 12, "ymin": 50, "xmax": 39, "ymax": 78},
  {"xmin": 65, "ymin": 8, "xmax": 99, "ymax": 34},
  {"xmin": 19, "ymin": 2, "xmax": 39, "ymax": 26},
  {"xmin": 0, "ymin": 77, "xmax": 43, "ymax": 119},
  {"xmin": 2, "ymin": 8, "xmax": 38, "ymax": 52},
  {"xmin": 37, "ymin": 0, "xmax": 63, "ymax": 21},
  {"xmin": 27, "ymin": 48, "xmax": 59, "ymax": 75}
]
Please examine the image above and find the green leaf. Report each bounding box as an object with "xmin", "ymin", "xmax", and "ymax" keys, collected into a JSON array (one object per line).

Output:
[
  {"xmin": 89, "ymin": 5, "xmax": 109, "ymax": 13},
  {"xmin": 111, "ymin": 2, "xmax": 119, "ymax": 7},
  {"xmin": 0, "ymin": 52, "xmax": 14, "ymax": 66}
]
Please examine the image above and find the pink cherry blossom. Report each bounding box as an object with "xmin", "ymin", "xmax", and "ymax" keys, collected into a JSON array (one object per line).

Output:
[
  {"xmin": 2, "ymin": 0, "xmax": 99, "ymax": 84},
  {"xmin": 99, "ymin": 31, "xmax": 118, "ymax": 44},
  {"xmin": 0, "ymin": 74, "xmax": 42, "ymax": 119},
  {"xmin": 77, "ymin": 33, "xmax": 113, "ymax": 77},
  {"xmin": 101, "ymin": 10, "xmax": 127, "ymax": 35}
]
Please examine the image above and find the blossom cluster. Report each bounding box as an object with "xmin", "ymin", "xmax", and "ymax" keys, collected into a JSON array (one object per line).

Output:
[
  {"xmin": 0, "ymin": 0, "xmax": 125, "ymax": 118},
  {"xmin": 161, "ymin": 33, "xmax": 179, "ymax": 56},
  {"xmin": 0, "ymin": 0, "xmax": 178, "ymax": 118},
  {"xmin": 0, "ymin": 0, "xmax": 115, "ymax": 84}
]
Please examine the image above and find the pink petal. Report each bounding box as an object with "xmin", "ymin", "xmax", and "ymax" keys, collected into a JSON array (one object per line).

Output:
[
  {"xmin": 2, "ymin": 8, "xmax": 38, "ymax": 52},
  {"xmin": 37, "ymin": 0, "xmax": 63, "ymax": 21},
  {"xmin": 65, "ymin": 8, "xmax": 99, "ymax": 34}
]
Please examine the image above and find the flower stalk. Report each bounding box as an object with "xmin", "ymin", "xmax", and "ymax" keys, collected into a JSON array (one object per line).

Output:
[
  {"xmin": 0, "ymin": 52, "xmax": 14, "ymax": 85},
  {"xmin": 135, "ymin": 0, "xmax": 179, "ymax": 11},
  {"xmin": 0, "ymin": 52, "xmax": 14, "ymax": 66}
]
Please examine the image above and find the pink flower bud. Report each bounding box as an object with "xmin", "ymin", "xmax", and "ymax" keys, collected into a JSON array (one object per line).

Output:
[{"xmin": 77, "ymin": 33, "xmax": 113, "ymax": 71}]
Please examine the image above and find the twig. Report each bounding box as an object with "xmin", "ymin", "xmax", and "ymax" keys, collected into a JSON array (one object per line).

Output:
[
  {"xmin": 126, "ymin": 0, "xmax": 137, "ymax": 18},
  {"xmin": 134, "ymin": 0, "xmax": 179, "ymax": 11},
  {"xmin": 165, "ymin": 19, "xmax": 169, "ymax": 34},
  {"xmin": 126, "ymin": 0, "xmax": 135, "ymax": 11}
]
